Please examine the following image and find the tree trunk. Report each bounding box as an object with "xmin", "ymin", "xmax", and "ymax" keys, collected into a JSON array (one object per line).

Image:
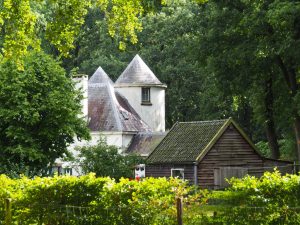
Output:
[
  {"xmin": 275, "ymin": 56, "xmax": 300, "ymax": 161},
  {"xmin": 295, "ymin": 115, "xmax": 300, "ymax": 162},
  {"xmin": 264, "ymin": 75, "xmax": 280, "ymax": 159}
]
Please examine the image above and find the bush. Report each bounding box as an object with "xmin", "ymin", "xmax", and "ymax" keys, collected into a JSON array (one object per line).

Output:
[
  {"xmin": 76, "ymin": 139, "xmax": 144, "ymax": 180},
  {"xmin": 0, "ymin": 174, "xmax": 188, "ymax": 224},
  {"xmin": 184, "ymin": 170, "xmax": 300, "ymax": 224}
]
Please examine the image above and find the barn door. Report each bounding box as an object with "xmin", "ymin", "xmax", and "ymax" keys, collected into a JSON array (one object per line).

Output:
[{"xmin": 214, "ymin": 167, "xmax": 248, "ymax": 188}]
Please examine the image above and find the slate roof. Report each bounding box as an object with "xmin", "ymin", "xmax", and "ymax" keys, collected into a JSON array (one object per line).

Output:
[
  {"xmin": 88, "ymin": 67, "xmax": 151, "ymax": 132},
  {"xmin": 115, "ymin": 54, "xmax": 165, "ymax": 86},
  {"xmin": 147, "ymin": 119, "xmax": 229, "ymax": 164},
  {"xmin": 126, "ymin": 132, "xmax": 166, "ymax": 156},
  {"xmin": 89, "ymin": 67, "xmax": 113, "ymax": 85}
]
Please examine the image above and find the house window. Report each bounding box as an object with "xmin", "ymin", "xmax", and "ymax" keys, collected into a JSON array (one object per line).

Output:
[
  {"xmin": 63, "ymin": 168, "xmax": 73, "ymax": 176},
  {"xmin": 171, "ymin": 168, "xmax": 184, "ymax": 179},
  {"xmin": 135, "ymin": 164, "xmax": 145, "ymax": 178},
  {"xmin": 141, "ymin": 87, "xmax": 151, "ymax": 104}
]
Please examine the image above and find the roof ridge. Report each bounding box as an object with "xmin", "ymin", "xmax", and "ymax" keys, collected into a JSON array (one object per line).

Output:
[
  {"xmin": 178, "ymin": 119, "xmax": 228, "ymax": 124},
  {"xmin": 107, "ymin": 84, "xmax": 124, "ymax": 131}
]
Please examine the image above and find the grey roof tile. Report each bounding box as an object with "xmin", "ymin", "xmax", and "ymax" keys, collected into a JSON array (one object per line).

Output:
[
  {"xmin": 88, "ymin": 67, "xmax": 151, "ymax": 132},
  {"xmin": 147, "ymin": 120, "xmax": 227, "ymax": 163},
  {"xmin": 89, "ymin": 67, "xmax": 114, "ymax": 85},
  {"xmin": 115, "ymin": 54, "xmax": 163, "ymax": 85},
  {"xmin": 126, "ymin": 132, "xmax": 166, "ymax": 156},
  {"xmin": 88, "ymin": 83, "xmax": 121, "ymax": 131}
]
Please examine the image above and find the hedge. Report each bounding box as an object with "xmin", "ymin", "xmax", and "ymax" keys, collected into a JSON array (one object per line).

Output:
[
  {"xmin": 0, "ymin": 174, "xmax": 188, "ymax": 225},
  {"xmin": 184, "ymin": 170, "xmax": 300, "ymax": 225}
]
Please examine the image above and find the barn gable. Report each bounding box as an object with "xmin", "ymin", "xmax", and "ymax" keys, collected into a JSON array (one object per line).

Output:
[
  {"xmin": 147, "ymin": 118, "xmax": 262, "ymax": 164},
  {"xmin": 146, "ymin": 118, "xmax": 292, "ymax": 188},
  {"xmin": 198, "ymin": 124, "xmax": 265, "ymax": 188}
]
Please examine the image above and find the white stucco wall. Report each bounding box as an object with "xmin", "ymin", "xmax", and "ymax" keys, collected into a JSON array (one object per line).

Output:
[
  {"xmin": 59, "ymin": 131, "xmax": 135, "ymax": 176},
  {"xmin": 69, "ymin": 131, "xmax": 134, "ymax": 154},
  {"xmin": 115, "ymin": 86, "xmax": 165, "ymax": 132},
  {"xmin": 72, "ymin": 75, "xmax": 88, "ymax": 119}
]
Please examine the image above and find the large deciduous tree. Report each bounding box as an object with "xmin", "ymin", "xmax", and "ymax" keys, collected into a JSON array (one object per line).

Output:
[
  {"xmin": 0, "ymin": 51, "xmax": 90, "ymax": 175},
  {"xmin": 196, "ymin": 0, "xmax": 300, "ymax": 160}
]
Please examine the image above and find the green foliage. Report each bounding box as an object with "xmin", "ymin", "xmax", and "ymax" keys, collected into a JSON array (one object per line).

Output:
[
  {"xmin": 103, "ymin": 0, "xmax": 143, "ymax": 50},
  {"xmin": 255, "ymin": 136, "xmax": 297, "ymax": 161},
  {"xmin": 0, "ymin": 0, "xmax": 150, "ymax": 64},
  {"xmin": 185, "ymin": 170, "xmax": 300, "ymax": 224},
  {"xmin": 1, "ymin": 171, "xmax": 300, "ymax": 224},
  {"xmin": 256, "ymin": 141, "xmax": 272, "ymax": 158},
  {"xmin": 0, "ymin": 174, "xmax": 188, "ymax": 224},
  {"xmin": 77, "ymin": 139, "xmax": 144, "ymax": 180},
  {"xmin": 0, "ymin": 51, "xmax": 90, "ymax": 176},
  {"xmin": 279, "ymin": 138, "xmax": 298, "ymax": 160},
  {"xmin": 195, "ymin": 0, "xmax": 300, "ymax": 159}
]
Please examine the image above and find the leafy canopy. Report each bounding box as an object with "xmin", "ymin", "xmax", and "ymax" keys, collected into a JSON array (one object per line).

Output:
[
  {"xmin": 0, "ymin": 0, "xmax": 145, "ymax": 66},
  {"xmin": 0, "ymin": 51, "xmax": 90, "ymax": 176}
]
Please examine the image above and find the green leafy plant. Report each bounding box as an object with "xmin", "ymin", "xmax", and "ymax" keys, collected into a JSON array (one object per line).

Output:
[
  {"xmin": 184, "ymin": 170, "xmax": 300, "ymax": 224},
  {"xmin": 0, "ymin": 174, "xmax": 188, "ymax": 224},
  {"xmin": 0, "ymin": 51, "xmax": 90, "ymax": 176},
  {"xmin": 76, "ymin": 138, "xmax": 144, "ymax": 180}
]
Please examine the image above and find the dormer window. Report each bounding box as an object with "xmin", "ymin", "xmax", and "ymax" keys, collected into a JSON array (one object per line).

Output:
[{"xmin": 141, "ymin": 87, "xmax": 151, "ymax": 105}]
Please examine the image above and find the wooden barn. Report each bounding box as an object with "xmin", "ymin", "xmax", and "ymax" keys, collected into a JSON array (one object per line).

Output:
[{"xmin": 146, "ymin": 118, "xmax": 292, "ymax": 189}]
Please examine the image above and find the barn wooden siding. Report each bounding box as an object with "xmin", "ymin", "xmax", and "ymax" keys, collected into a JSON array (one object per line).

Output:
[
  {"xmin": 146, "ymin": 123, "xmax": 292, "ymax": 188},
  {"xmin": 198, "ymin": 125, "xmax": 292, "ymax": 189},
  {"xmin": 145, "ymin": 164, "xmax": 195, "ymax": 184}
]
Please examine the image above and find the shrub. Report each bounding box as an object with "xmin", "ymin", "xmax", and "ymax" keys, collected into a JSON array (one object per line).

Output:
[
  {"xmin": 76, "ymin": 139, "xmax": 144, "ymax": 180},
  {"xmin": 0, "ymin": 174, "xmax": 188, "ymax": 224},
  {"xmin": 184, "ymin": 170, "xmax": 300, "ymax": 224}
]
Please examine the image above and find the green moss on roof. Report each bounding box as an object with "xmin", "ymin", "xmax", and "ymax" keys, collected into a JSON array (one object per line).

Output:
[{"xmin": 147, "ymin": 119, "xmax": 228, "ymax": 163}]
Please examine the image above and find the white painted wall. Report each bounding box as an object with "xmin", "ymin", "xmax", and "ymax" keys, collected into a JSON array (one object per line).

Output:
[
  {"xmin": 72, "ymin": 75, "xmax": 88, "ymax": 119},
  {"xmin": 69, "ymin": 132, "xmax": 134, "ymax": 153},
  {"xmin": 61, "ymin": 131, "xmax": 135, "ymax": 176},
  {"xmin": 115, "ymin": 86, "xmax": 165, "ymax": 132}
]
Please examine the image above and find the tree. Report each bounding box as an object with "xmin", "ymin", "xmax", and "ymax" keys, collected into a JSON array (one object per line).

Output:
[
  {"xmin": 195, "ymin": 0, "xmax": 300, "ymax": 160},
  {"xmin": 0, "ymin": 51, "xmax": 90, "ymax": 175},
  {"xmin": 77, "ymin": 139, "xmax": 144, "ymax": 180},
  {"xmin": 0, "ymin": 0, "xmax": 146, "ymax": 66}
]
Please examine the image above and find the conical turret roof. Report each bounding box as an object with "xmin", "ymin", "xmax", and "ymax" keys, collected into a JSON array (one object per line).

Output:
[
  {"xmin": 115, "ymin": 54, "xmax": 164, "ymax": 86},
  {"xmin": 89, "ymin": 67, "xmax": 114, "ymax": 85},
  {"xmin": 88, "ymin": 66, "xmax": 151, "ymax": 132}
]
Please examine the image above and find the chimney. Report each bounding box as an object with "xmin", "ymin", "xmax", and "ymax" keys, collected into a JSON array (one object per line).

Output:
[{"xmin": 72, "ymin": 74, "xmax": 88, "ymax": 119}]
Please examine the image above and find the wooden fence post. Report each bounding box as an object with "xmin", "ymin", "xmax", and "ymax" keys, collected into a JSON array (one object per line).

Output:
[
  {"xmin": 5, "ymin": 198, "xmax": 12, "ymax": 225},
  {"xmin": 176, "ymin": 198, "xmax": 183, "ymax": 225}
]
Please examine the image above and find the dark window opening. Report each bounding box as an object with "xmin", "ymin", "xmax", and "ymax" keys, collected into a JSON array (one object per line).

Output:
[
  {"xmin": 141, "ymin": 87, "xmax": 151, "ymax": 105},
  {"xmin": 171, "ymin": 168, "xmax": 184, "ymax": 179}
]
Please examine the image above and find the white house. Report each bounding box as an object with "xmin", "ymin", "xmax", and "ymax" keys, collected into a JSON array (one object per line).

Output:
[{"xmin": 55, "ymin": 54, "xmax": 167, "ymax": 175}]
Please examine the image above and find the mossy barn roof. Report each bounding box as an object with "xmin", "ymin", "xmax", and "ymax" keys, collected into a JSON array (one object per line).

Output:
[{"xmin": 147, "ymin": 118, "xmax": 260, "ymax": 164}]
